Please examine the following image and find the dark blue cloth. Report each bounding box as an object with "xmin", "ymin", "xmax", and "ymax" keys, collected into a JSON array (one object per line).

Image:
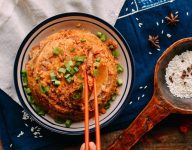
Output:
[{"xmin": 1, "ymin": 0, "xmax": 192, "ymax": 149}]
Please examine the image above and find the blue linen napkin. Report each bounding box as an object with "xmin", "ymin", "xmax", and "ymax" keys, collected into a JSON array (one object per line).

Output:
[{"xmin": 1, "ymin": 0, "xmax": 192, "ymax": 149}]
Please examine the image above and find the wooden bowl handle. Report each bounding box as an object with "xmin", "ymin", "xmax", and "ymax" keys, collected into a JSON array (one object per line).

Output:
[{"xmin": 107, "ymin": 95, "xmax": 171, "ymax": 150}]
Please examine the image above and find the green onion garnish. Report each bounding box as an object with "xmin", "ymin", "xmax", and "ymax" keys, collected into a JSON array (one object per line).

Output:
[
  {"xmin": 75, "ymin": 61, "xmax": 82, "ymax": 67},
  {"xmin": 74, "ymin": 66, "xmax": 79, "ymax": 72},
  {"xmin": 65, "ymin": 119, "xmax": 72, "ymax": 128},
  {"xmin": 35, "ymin": 76, "xmax": 40, "ymax": 82},
  {"xmin": 117, "ymin": 79, "xmax": 123, "ymax": 86},
  {"xmin": 80, "ymin": 39, "xmax": 86, "ymax": 42},
  {"xmin": 97, "ymin": 32, "xmax": 102, "ymax": 38},
  {"xmin": 79, "ymin": 83, "xmax": 83, "ymax": 91},
  {"xmin": 104, "ymin": 100, "xmax": 112, "ymax": 109},
  {"xmin": 58, "ymin": 67, "xmax": 66, "ymax": 74},
  {"xmin": 53, "ymin": 80, "xmax": 61, "ymax": 86},
  {"xmin": 112, "ymin": 50, "xmax": 119, "ymax": 58},
  {"xmin": 52, "ymin": 47, "xmax": 60, "ymax": 55},
  {"xmin": 94, "ymin": 61, "xmax": 100, "ymax": 68},
  {"xmin": 93, "ymin": 69, "xmax": 99, "ymax": 77},
  {"xmin": 24, "ymin": 87, "xmax": 31, "ymax": 94},
  {"xmin": 100, "ymin": 34, "xmax": 106, "ymax": 42},
  {"xmin": 72, "ymin": 92, "xmax": 81, "ymax": 100},
  {"xmin": 74, "ymin": 56, "xmax": 86, "ymax": 62},
  {"xmin": 70, "ymin": 48, "xmax": 75, "ymax": 52},
  {"xmin": 109, "ymin": 45, "xmax": 114, "ymax": 50},
  {"xmin": 32, "ymin": 104, "xmax": 45, "ymax": 116},
  {"xmin": 96, "ymin": 32, "xmax": 107, "ymax": 42},
  {"xmin": 66, "ymin": 67, "xmax": 75, "ymax": 75},
  {"xmin": 50, "ymin": 72, "xmax": 56, "ymax": 81},
  {"xmin": 64, "ymin": 74, "xmax": 71, "ymax": 79},
  {"xmin": 54, "ymin": 117, "xmax": 65, "ymax": 124},
  {"xmin": 21, "ymin": 70, "xmax": 28, "ymax": 86},
  {"xmin": 96, "ymin": 58, "xmax": 101, "ymax": 62},
  {"xmin": 117, "ymin": 64, "xmax": 124, "ymax": 74},
  {"xmin": 66, "ymin": 77, "xmax": 73, "ymax": 84},
  {"xmin": 111, "ymin": 93, "xmax": 117, "ymax": 101},
  {"xmin": 64, "ymin": 60, "xmax": 74, "ymax": 68},
  {"xmin": 40, "ymin": 85, "xmax": 50, "ymax": 94},
  {"xmin": 27, "ymin": 95, "xmax": 35, "ymax": 104}
]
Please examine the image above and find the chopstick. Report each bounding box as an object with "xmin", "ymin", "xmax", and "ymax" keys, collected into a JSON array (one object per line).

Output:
[
  {"xmin": 84, "ymin": 71, "xmax": 89, "ymax": 150},
  {"xmin": 84, "ymin": 72, "xmax": 101, "ymax": 150},
  {"xmin": 93, "ymin": 78, "xmax": 101, "ymax": 150}
]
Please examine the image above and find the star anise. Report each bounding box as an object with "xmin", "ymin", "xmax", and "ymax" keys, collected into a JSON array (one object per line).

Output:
[
  {"xmin": 165, "ymin": 13, "xmax": 179, "ymax": 26},
  {"xmin": 148, "ymin": 35, "xmax": 160, "ymax": 49}
]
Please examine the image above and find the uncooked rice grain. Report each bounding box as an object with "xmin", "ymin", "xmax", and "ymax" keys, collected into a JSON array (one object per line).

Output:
[{"xmin": 165, "ymin": 50, "xmax": 192, "ymax": 98}]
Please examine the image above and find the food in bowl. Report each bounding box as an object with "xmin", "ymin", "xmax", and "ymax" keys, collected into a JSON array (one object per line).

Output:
[
  {"xmin": 165, "ymin": 50, "xmax": 192, "ymax": 98},
  {"xmin": 22, "ymin": 29, "xmax": 124, "ymax": 127}
]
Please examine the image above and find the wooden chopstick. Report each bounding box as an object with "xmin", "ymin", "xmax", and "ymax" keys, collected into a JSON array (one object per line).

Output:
[
  {"xmin": 84, "ymin": 71, "xmax": 89, "ymax": 150},
  {"xmin": 93, "ymin": 78, "xmax": 101, "ymax": 150}
]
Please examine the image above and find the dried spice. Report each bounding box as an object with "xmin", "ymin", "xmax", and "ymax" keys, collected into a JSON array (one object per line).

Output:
[
  {"xmin": 165, "ymin": 13, "xmax": 179, "ymax": 26},
  {"xmin": 169, "ymin": 76, "xmax": 173, "ymax": 83},
  {"xmin": 148, "ymin": 35, "xmax": 160, "ymax": 49}
]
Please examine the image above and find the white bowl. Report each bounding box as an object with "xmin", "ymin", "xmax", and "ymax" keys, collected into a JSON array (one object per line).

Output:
[{"xmin": 14, "ymin": 12, "xmax": 134, "ymax": 135}]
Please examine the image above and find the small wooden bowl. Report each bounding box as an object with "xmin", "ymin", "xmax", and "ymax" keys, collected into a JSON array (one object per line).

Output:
[{"xmin": 108, "ymin": 38, "xmax": 192, "ymax": 150}]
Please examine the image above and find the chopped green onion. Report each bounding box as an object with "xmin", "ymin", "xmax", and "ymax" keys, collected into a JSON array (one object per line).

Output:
[
  {"xmin": 96, "ymin": 32, "xmax": 102, "ymax": 38},
  {"xmin": 75, "ymin": 61, "xmax": 82, "ymax": 67},
  {"xmin": 21, "ymin": 70, "xmax": 27, "ymax": 77},
  {"xmin": 117, "ymin": 64, "xmax": 124, "ymax": 74},
  {"xmin": 70, "ymin": 48, "xmax": 75, "ymax": 52},
  {"xmin": 35, "ymin": 76, "xmax": 40, "ymax": 82},
  {"xmin": 54, "ymin": 117, "xmax": 64, "ymax": 124},
  {"xmin": 32, "ymin": 104, "xmax": 45, "ymax": 116},
  {"xmin": 64, "ymin": 60, "xmax": 74, "ymax": 68},
  {"xmin": 21, "ymin": 70, "xmax": 28, "ymax": 86},
  {"xmin": 74, "ymin": 66, "xmax": 79, "ymax": 72},
  {"xmin": 117, "ymin": 79, "xmax": 123, "ymax": 86},
  {"xmin": 52, "ymin": 47, "xmax": 60, "ymax": 55},
  {"xmin": 72, "ymin": 92, "xmax": 81, "ymax": 100},
  {"xmin": 66, "ymin": 67, "xmax": 75, "ymax": 75},
  {"xmin": 104, "ymin": 100, "xmax": 112, "ymax": 109},
  {"xmin": 74, "ymin": 56, "xmax": 86, "ymax": 62},
  {"xmin": 94, "ymin": 61, "xmax": 100, "ymax": 68},
  {"xmin": 112, "ymin": 50, "xmax": 119, "ymax": 58},
  {"xmin": 111, "ymin": 93, "xmax": 117, "ymax": 101},
  {"xmin": 27, "ymin": 95, "xmax": 35, "ymax": 104},
  {"xmin": 109, "ymin": 45, "xmax": 114, "ymax": 50},
  {"xmin": 65, "ymin": 119, "xmax": 72, "ymax": 128},
  {"xmin": 53, "ymin": 80, "xmax": 61, "ymax": 86},
  {"xmin": 93, "ymin": 69, "xmax": 99, "ymax": 77},
  {"xmin": 24, "ymin": 87, "xmax": 31, "ymax": 94},
  {"xmin": 100, "ymin": 34, "xmax": 106, "ymax": 42},
  {"xmin": 64, "ymin": 74, "xmax": 71, "ymax": 79},
  {"xmin": 40, "ymin": 85, "xmax": 50, "ymax": 94},
  {"xmin": 80, "ymin": 39, "xmax": 86, "ymax": 42},
  {"xmin": 79, "ymin": 83, "xmax": 83, "ymax": 91},
  {"xmin": 58, "ymin": 67, "xmax": 66, "ymax": 74},
  {"xmin": 96, "ymin": 58, "xmax": 101, "ymax": 62},
  {"xmin": 66, "ymin": 77, "xmax": 73, "ymax": 84},
  {"xmin": 50, "ymin": 72, "xmax": 56, "ymax": 81}
]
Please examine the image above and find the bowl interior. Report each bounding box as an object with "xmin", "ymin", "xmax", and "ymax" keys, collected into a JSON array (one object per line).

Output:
[
  {"xmin": 14, "ymin": 13, "xmax": 133, "ymax": 134},
  {"xmin": 156, "ymin": 38, "xmax": 192, "ymax": 111}
]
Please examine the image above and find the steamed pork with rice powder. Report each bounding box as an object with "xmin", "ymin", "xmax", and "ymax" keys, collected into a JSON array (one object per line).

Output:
[{"xmin": 22, "ymin": 29, "xmax": 124, "ymax": 126}]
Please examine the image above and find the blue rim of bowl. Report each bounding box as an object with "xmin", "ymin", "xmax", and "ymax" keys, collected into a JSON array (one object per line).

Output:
[{"xmin": 14, "ymin": 12, "xmax": 135, "ymax": 135}]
